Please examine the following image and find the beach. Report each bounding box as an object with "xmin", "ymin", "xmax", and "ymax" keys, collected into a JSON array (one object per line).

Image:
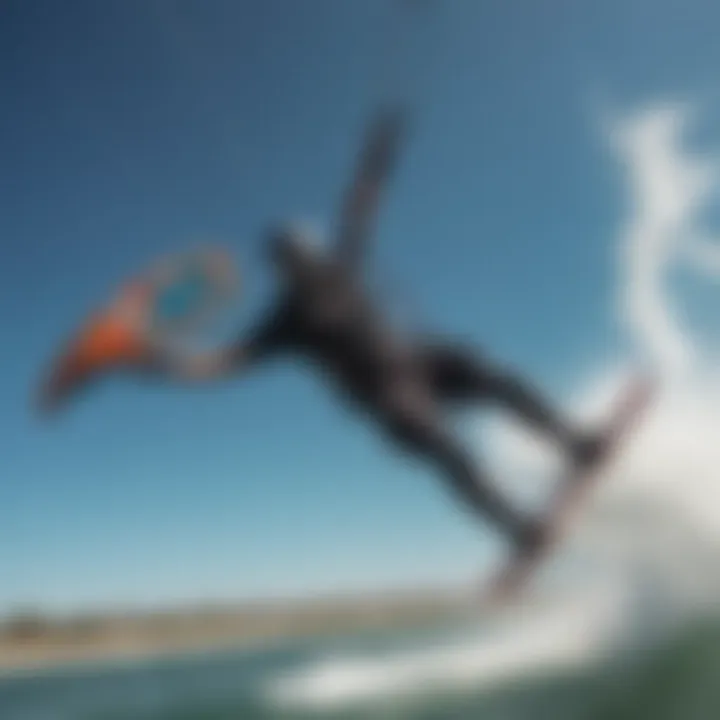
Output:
[{"xmin": 0, "ymin": 588, "xmax": 468, "ymax": 677}]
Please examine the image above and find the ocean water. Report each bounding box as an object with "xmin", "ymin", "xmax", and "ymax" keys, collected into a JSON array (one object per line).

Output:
[
  {"xmin": 5, "ymin": 408, "xmax": 720, "ymax": 720},
  {"xmin": 2, "ymin": 608, "xmax": 720, "ymax": 720}
]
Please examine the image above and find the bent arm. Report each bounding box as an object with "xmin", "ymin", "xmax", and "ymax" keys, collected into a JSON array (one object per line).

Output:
[{"xmin": 334, "ymin": 107, "xmax": 408, "ymax": 271}]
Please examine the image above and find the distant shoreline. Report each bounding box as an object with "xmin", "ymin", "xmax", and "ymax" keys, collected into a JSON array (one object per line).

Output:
[{"xmin": 0, "ymin": 588, "xmax": 471, "ymax": 679}]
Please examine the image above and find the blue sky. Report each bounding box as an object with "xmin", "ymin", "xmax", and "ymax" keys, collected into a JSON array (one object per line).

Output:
[{"xmin": 1, "ymin": 0, "xmax": 719, "ymax": 613}]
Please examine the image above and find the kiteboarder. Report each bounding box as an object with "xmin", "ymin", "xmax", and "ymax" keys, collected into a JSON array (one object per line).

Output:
[{"xmin": 41, "ymin": 107, "xmax": 607, "ymax": 556}]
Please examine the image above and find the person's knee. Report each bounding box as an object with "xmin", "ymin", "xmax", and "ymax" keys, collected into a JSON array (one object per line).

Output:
[{"xmin": 437, "ymin": 345, "xmax": 481, "ymax": 375}]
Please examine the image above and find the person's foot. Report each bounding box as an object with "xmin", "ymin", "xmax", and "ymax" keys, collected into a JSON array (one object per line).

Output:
[
  {"xmin": 570, "ymin": 431, "xmax": 608, "ymax": 472},
  {"xmin": 514, "ymin": 517, "xmax": 550, "ymax": 558}
]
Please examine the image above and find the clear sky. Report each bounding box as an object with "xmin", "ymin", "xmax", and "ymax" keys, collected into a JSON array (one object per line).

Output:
[{"xmin": 1, "ymin": 0, "xmax": 719, "ymax": 613}]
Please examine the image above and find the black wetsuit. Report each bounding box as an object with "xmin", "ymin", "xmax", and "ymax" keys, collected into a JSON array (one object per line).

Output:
[
  {"xmin": 232, "ymin": 250, "xmax": 576, "ymax": 548},
  {"xmin": 229, "ymin": 109, "xmax": 588, "ymax": 550}
]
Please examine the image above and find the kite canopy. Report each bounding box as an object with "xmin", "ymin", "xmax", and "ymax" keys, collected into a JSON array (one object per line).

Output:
[{"xmin": 38, "ymin": 247, "xmax": 239, "ymax": 415}]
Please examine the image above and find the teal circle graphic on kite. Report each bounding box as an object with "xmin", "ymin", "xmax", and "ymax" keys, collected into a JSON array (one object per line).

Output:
[
  {"xmin": 148, "ymin": 251, "xmax": 238, "ymax": 336},
  {"xmin": 154, "ymin": 267, "xmax": 210, "ymax": 323}
]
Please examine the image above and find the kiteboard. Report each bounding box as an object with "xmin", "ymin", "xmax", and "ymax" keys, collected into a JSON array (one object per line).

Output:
[
  {"xmin": 483, "ymin": 375, "xmax": 655, "ymax": 604},
  {"xmin": 38, "ymin": 247, "xmax": 239, "ymax": 413}
]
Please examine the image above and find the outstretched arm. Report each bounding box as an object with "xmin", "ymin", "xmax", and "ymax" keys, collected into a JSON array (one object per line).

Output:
[
  {"xmin": 151, "ymin": 344, "xmax": 245, "ymax": 382},
  {"xmin": 334, "ymin": 107, "xmax": 408, "ymax": 271},
  {"xmin": 147, "ymin": 304, "xmax": 292, "ymax": 383}
]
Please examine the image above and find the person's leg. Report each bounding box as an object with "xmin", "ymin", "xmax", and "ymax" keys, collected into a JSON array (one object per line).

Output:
[
  {"xmin": 421, "ymin": 343, "xmax": 602, "ymax": 464},
  {"xmin": 382, "ymin": 406, "xmax": 538, "ymax": 550}
]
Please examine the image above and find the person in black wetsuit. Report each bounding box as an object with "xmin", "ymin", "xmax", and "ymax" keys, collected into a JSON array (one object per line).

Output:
[{"xmin": 151, "ymin": 107, "xmax": 605, "ymax": 556}]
